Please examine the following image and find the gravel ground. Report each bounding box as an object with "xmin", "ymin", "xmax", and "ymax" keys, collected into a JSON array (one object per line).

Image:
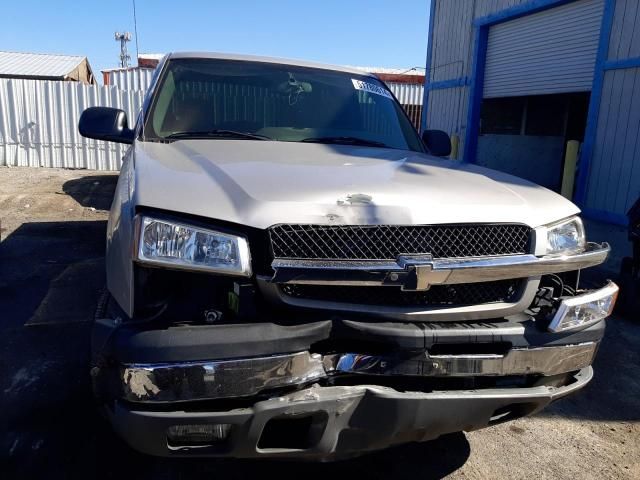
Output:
[{"xmin": 1, "ymin": 167, "xmax": 639, "ymax": 479}]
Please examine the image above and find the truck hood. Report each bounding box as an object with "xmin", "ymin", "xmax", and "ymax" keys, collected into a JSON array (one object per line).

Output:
[{"xmin": 132, "ymin": 140, "xmax": 580, "ymax": 229}]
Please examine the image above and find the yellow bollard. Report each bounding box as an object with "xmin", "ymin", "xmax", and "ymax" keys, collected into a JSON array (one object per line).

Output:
[
  {"xmin": 450, "ymin": 134, "xmax": 459, "ymax": 160},
  {"xmin": 561, "ymin": 140, "xmax": 580, "ymax": 199}
]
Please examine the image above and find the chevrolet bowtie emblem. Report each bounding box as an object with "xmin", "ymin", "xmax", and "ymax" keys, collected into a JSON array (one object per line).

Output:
[{"xmin": 395, "ymin": 255, "xmax": 451, "ymax": 291}]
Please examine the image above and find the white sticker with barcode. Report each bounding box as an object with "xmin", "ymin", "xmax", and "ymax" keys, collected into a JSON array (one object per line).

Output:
[{"xmin": 351, "ymin": 79, "xmax": 393, "ymax": 99}]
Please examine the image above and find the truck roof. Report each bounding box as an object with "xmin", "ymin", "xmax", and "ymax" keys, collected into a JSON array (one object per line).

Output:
[{"xmin": 166, "ymin": 51, "xmax": 378, "ymax": 77}]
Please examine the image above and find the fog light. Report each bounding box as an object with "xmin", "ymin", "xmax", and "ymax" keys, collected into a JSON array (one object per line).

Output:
[
  {"xmin": 548, "ymin": 282, "xmax": 618, "ymax": 332},
  {"xmin": 167, "ymin": 423, "xmax": 232, "ymax": 448}
]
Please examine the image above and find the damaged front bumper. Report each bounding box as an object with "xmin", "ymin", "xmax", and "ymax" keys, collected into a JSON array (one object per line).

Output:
[
  {"xmin": 109, "ymin": 368, "xmax": 593, "ymax": 458},
  {"xmin": 120, "ymin": 342, "xmax": 598, "ymax": 404},
  {"xmin": 99, "ymin": 321, "xmax": 602, "ymax": 458},
  {"xmin": 95, "ymin": 280, "xmax": 614, "ymax": 459}
]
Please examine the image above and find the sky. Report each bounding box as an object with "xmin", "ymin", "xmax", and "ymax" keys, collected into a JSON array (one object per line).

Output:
[{"xmin": 0, "ymin": 0, "xmax": 430, "ymax": 82}]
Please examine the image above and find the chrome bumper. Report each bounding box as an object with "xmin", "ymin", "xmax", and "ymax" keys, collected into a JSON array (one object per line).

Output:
[
  {"xmin": 121, "ymin": 342, "xmax": 598, "ymax": 404},
  {"xmin": 268, "ymin": 242, "xmax": 610, "ymax": 290}
]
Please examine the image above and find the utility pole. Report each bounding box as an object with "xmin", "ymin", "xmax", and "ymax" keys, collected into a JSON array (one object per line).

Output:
[
  {"xmin": 132, "ymin": 0, "xmax": 140, "ymax": 62},
  {"xmin": 114, "ymin": 32, "xmax": 132, "ymax": 68}
]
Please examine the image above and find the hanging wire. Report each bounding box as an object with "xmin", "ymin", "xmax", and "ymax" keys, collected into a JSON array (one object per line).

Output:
[{"xmin": 398, "ymin": 66, "xmax": 427, "ymax": 75}]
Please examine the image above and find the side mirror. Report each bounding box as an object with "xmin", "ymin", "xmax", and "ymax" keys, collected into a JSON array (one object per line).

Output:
[
  {"xmin": 79, "ymin": 107, "xmax": 134, "ymax": 144},
  {"xmin": 422, "ymin": 129, "xmax": 451, "ymax": 157}
]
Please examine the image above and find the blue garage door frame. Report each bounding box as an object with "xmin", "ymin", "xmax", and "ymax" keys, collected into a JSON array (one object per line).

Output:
[{"xmin": 460, "ymin": 0, "xmax": 618, "ymax": 223}]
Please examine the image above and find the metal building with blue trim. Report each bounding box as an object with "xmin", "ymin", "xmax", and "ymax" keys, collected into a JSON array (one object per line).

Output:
[{"xmin": 421, "ymin": 0, "xmax": 640, "ymax": 226}]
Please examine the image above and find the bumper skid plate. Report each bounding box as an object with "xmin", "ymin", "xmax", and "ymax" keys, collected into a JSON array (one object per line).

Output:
[{"xmin": 110, "ymin": 367, "xmax": 593, "ymax": 458}]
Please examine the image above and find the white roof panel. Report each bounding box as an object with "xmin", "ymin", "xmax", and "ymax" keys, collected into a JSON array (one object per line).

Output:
[
  {"xmin": 347, "ymin": 66, "xmax": 423, "ymax": 75},
  {"xmin": 0, "ymin": 51, "xmax": 85, "ymax": 78},
  {"xmin": 138, "ymin": 53, "xmax": 164, "ymax": 61}
]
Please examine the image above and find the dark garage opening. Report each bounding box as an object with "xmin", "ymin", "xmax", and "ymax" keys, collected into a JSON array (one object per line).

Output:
[{"xmin": 476, "ymin": 92, "xmax": 590, "ymax": 193}]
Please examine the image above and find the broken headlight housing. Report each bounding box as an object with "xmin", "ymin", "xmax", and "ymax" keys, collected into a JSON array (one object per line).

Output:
[
  {"xmin": 135, "ymin": 216, "xmax": 252, "ymax": 276},
  {"xmin": 545, "ymin": 216, "xmax": 586, "ymax": 255},
  {"xmin": 548, "ymin": 281, "xmax": 618, "ymax": 332}
]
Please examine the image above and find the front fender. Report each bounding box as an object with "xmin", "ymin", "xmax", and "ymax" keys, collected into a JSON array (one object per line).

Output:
[{"xmin": 106, "ymin": 148, "xmax": 136, "ymax": 318}]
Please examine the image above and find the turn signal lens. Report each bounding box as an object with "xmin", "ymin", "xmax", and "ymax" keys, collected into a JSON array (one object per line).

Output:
[{"xmin": 548, "ymin": 282, "xmax": 618, "ymax": 332}]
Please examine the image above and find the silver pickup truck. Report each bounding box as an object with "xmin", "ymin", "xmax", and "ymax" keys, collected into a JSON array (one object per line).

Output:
[{"xmin": 79, "ymin": 52, "xmax": 617, "ymax": 460}]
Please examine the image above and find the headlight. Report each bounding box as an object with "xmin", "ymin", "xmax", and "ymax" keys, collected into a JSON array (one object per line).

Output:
[
  {"xmin": 136, "ymin": 216, "xmax": 251, "ymax": 276},
  {"xmin": 545, "ymin": 216, "xmax": 585, "ymax": 255}
]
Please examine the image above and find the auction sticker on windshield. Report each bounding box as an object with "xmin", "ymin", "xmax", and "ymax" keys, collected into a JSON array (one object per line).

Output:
[{"xmin": 351, "ymin": 79, "xmax": 393, "ymax": 99}]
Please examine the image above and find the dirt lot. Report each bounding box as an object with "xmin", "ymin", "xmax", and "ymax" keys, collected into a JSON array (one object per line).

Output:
[{"xmin": 1, "ymin": 167, "xmax": 639, "ymax": 479}]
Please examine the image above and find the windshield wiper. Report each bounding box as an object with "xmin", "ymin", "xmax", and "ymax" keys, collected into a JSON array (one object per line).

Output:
[
  {"xmin": 165, "ymin": 130, "xmax": 272, "ymax": 141},
  {"xmin": 301, "ymin": 136, "xmax": 389, "ymax": 148}
]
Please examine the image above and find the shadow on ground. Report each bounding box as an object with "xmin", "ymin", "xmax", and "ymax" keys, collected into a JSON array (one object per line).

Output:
[
  {"xmin": 62, "ymin": 175, "xmax": 119, "ymax": 211},
  {"xmin": 0, "ymin": 221, "xmax": 106, "ymax": 327}
]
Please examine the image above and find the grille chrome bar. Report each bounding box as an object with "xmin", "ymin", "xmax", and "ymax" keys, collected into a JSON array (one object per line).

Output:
[{"xmin": 269, "ymin": 242, "xmax": 610, "ymax": 291}]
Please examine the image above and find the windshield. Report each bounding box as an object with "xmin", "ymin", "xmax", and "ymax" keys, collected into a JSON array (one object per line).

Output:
[{"xmin": 144, "ymin": 58, "xmax": 424, "ymax": 152}]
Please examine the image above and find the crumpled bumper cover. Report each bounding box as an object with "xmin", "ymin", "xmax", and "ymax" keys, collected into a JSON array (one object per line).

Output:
[
  {"xmin": 95, "ymin": 281, "xmax": 610, "ymax": 459},
  {"xmin": 109, "ymin": 367, "xmax": 592, "ymax": 459}
]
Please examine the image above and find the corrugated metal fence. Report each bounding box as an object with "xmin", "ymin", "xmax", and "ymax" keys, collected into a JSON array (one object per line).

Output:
[
  {"xmin": 0, "ymin": 79, "xmax": 143, "ymax": 170},
  {"xmin": 1, "ymin": 76, "xmax": 423, "ymax": 171},
  {"xmin": 106, "ymin": 70, "xmax": 425, "ymax": 126},
  {"xmin": 106, "ymin": 68, "xmax": 155, "ymax": 91},
  {"xmin": 106, "ymin": 69, "xmax": 424, "ymax": 105},
  {"xmin": 387, "ymin": 82, "xmax": 424, "ymax": 127}
]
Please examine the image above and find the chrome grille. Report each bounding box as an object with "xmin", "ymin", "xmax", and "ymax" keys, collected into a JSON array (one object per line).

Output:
[
  {"xmin": 281, "ymin": 280, "xmax": 521, "ymax": 307},
  {"xmin": 268, "ymin": 224, "xmax": 531, "ymax": 260}
]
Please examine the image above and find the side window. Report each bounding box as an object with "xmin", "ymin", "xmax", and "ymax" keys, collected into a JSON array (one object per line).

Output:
[{"xmin": 152, "ymin": 71, "xmax": 176, "ymax": 134}]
